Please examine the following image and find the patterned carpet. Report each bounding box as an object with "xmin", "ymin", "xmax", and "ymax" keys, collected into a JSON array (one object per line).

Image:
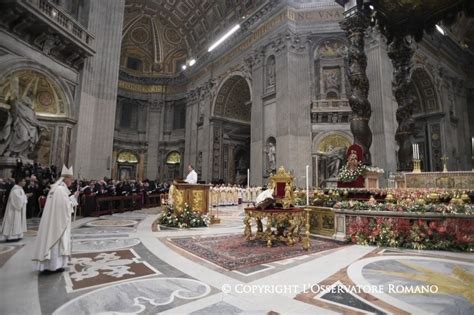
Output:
[{"xmin": 168, "ymin": 234, "xmax": 346, "ymax": 270}]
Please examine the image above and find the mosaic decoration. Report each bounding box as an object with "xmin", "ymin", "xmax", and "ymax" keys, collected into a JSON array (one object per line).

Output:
[
  {"xmin": 85, "ymin": 219, "xmax": 138, "ymax": 227},
  {"xmin": 55, "ymin": 278, "xmax": 211, "ymax": 315},
  {"xmin": 166, "ymin": 151, "xmax": 181, "ymax": 165},
  {"xmin": 117, "ymin": 151, "xmax": 139, "ymax": 163},
  {"xmin": 0, "ymin": 70, "xmax": 67, "ymax": 116},
  {"xmin": 64, "ymin": 249, "xmax": 160, "ymax": 292},
  {"xmin": 72, "ymin": 238, "xmax": 141, "ymax": 252}
]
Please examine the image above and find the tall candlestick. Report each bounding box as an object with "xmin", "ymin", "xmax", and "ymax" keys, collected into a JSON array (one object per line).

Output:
[
  {"xmin": 305, "ymin": 165, "xmax": 309, "ymax": 205},
  {"xmin": 247, "ymin": 168, "xmax": 250, "ymax": 188}
]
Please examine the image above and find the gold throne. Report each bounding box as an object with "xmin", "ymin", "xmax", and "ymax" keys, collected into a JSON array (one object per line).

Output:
[{"xmin": 268, "ymin": 166, "xmax": 294, "ymax": 209}]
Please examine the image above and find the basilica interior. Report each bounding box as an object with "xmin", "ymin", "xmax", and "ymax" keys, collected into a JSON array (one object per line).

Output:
[{"xmin": 0, "ymin": 0, "xmax": 473, "ymax": 314}]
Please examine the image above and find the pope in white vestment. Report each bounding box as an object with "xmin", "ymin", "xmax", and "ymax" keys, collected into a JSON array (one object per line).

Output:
[
  {"xmin": 185, "ymin": 164, "xmax": 198, "ymax": 184},
  {"xmin": 0, "ymin": 178, "xmax": 27, "ymax": 241},
  {"xmin": 32, "ymin": 165, "xmax": 78, "ymax": 272}
]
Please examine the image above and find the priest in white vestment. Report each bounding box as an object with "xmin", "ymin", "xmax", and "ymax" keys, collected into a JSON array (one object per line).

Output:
[
  {"xmin": 0, "ymin": 177, "xmax": 27, "ymax": 241},
  {"xmin": 185, "ymin": 164, "xmax": 198, "ymax": 184},
  {"xmin": 32, "ymin": 165, "xmax": 79, "ymax": 272}
]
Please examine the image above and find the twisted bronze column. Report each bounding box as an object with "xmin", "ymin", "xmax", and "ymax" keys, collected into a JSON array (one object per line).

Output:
[
  {"xmin": 387, "ymin": 35, "xmax": 415, "ymax": 171},
  {"xmin": 340, "ymin": 12, "xmax": 372, "ymax": 165}
]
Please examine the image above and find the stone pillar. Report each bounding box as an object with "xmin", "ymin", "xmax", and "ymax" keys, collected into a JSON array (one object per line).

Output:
[
  {"xmin": 146, "ymin": 100, "xmax": 161, "ymax": 180},
  {"xmin": 72, "ymin": 0, "xmax": 125, "ymax": 179},
  {"xmin": 249, "ymin": 50, "xmax": 265, "ymax": 186},
  {"xmin": 387, "ymin": 35, "xmax": 415, "ymax": 171},
  {"xmin": 340, "ymin": 12, "xmax": 373, "ymax": 165}
]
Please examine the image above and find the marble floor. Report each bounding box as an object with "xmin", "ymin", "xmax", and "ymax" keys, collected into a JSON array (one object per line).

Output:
[{"xmin": 0, "ymin": 205, "xmax": 473, "ymax": 315}]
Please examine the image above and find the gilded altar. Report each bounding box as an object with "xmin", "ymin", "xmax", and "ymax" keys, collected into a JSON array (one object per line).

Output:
[
  {"xmin": 169, "ymin": 183, "xmax": 210, "ymax": 213},
  {"xmin": 244, "ymin": 207, "xmax": 311, "ymax": 250},
  {"xmin": 397, "ymin": 171, "xmax": 474, "ymax": 189}
]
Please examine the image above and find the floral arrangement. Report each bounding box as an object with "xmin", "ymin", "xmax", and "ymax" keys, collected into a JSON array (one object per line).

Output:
[
  {"xmin": 337, "ymin": 162, "xmax": 368, "ymax": 182},
  {"xmin": 333, "ymin": 200, "xmax": 474, "ymax": 214},
  {"xmin": 159, "ymin": 203, "xmax": 210, "ymax": 228},
  {"xmin": 365, "ymin": 166, "xmax": 385, "ymax": 174},
  {"xmin": 347, "ymin": 216, "xmax": 473, "ymax": 251}
]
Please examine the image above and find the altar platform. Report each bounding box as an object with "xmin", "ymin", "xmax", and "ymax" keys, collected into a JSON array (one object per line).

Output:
[
  {"xmin": 244, "ymin": 207, "xmax": 310, "ymax": 250},
  {"xmin": 396, "ymin": 171, "xmax": 474, "ymax": 189}
]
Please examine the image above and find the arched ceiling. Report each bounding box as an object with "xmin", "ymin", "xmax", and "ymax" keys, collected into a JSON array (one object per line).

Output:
[
  {"xmin": 121, "ymin": 0, "xmax": 266, "ymax": 75},
  {"xmin": 214, "ymin": 75, "xmax": 251, "ymax": 123}
]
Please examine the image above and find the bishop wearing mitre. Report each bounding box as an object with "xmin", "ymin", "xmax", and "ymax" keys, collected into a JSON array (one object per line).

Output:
[{"xmin": 32, "ymin": 165, "xmax": 79, "ymax": 272}]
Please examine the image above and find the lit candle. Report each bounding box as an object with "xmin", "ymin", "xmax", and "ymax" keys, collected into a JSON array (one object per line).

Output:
[
  {"xmin": 416, "ymin": 144, "xmax": 419, "ymax": 160},
  {"xmin": 247, "ymin": 168, "xmax": 250, "ymax": 188},
  {"xmin": 412, "ymin": 144, "xmax": 416, "ymax": 160},
  {"xmin": 306, "ymin": 165, "xmax": 309, "ymax": 205}
]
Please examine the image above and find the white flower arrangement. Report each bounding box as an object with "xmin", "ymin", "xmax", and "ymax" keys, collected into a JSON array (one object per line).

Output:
[
  {"xmin": 337, "ymin": 161, "xmax": 368, "ymax": 182},
  {"xmin": 366, "ymin": 166, "xmax": 384, "ymax": 174}
]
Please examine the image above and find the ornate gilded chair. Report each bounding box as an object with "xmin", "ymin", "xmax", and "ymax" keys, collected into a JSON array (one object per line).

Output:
[{"xmin": 268, "ymin": 166, "xmax": 294, "ymax": 208}]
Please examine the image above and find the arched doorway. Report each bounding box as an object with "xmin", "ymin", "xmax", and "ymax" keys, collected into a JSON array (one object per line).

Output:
[
  {"xmin": 164, "ymin": 151, "xmax": 181, "ymax": 182},
  {"xmin": 116, "ymin": 151, "xmax": 139, "ymax": 180},
  {"xmin": 410, "ymin": 68, "xmax": 443, "ymax": 171},
  {"xmin": 211, "ymin": 74, "xmax": 251, "ymax": 184}
]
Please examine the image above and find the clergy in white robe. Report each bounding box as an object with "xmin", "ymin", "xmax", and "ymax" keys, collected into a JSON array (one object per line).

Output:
[
  {"xmin": 32, "ymin": 166, "xmax": 78, "ymax": 272},
  {"xmin": 185, "ymin": 165, "xmax": 198, "ymax": 184},
  {"xmin": 0, "ymin": 177, "xmax": 27, "ymax": 241}
]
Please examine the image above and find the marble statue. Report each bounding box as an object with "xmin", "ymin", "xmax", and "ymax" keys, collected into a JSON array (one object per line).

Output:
[
  {"xmin": 317, "ymin": 146, "xmax": 346, "ymax": 179},
  {"xmin": 265, "ymin": 141, "xmax": 276, "ymax": 173},
  {"xmin": 266, "ymin": 57, "xmax": 275, "ymax": 87},
  {"xmin": 0, "ymin": 76, "xmax": 46, "ymax": 158}
]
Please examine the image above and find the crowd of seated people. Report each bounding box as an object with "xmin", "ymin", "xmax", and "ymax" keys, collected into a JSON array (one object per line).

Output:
[{"xmin": 0, "ymin": 161, "xmax": 170, "ymax": 218}]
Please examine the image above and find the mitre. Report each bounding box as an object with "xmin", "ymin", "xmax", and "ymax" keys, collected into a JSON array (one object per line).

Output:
[{"xmin": 61, "ymin": 165, "xmax": 74, "ymax": 177}]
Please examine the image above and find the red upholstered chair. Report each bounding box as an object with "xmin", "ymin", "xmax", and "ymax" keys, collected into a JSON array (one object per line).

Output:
[
  {"xmin": 337, "ymin": 144, "xmax": 365, "ymax": 188},
  {"xmin": 37, "ymin": 195, "xmax": 47, "ymax": 217},
  {"xmin": 268, "ymin": 166, "xmax": 294, "ymax": 208}
]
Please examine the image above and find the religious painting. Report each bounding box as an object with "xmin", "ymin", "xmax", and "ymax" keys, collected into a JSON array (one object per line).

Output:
[
  {"xmin": 323, "ymin": 67, "xmax": 341, "ymax": 96},
  {"xmin": 316, "ymin": 40, "xmax": 347, "ymax": 59},
  {"xmin": 119, "ymin": 166, "xmax": 134, "ymax": 180}
]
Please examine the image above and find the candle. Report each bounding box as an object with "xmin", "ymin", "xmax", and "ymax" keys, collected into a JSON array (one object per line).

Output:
[
  {"xmin": 247, "ymin": 168, "xmax": 250, "ymax": 188},
  {"xmin": 412, "ymin": 144, "xmax": 416, "ymax": 160},
  {"xmin": 416, "ymin": 144, "xmax": 419, "ymax": 160},
  {"xmin": 306, "ymin": 165, "xmax": 309, "ymax": 205}
]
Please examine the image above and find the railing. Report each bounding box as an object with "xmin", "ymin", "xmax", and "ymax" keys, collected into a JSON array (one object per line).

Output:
[{"xmin": 29, "ymin": 0, "xmax": 94, "ymax": 47}]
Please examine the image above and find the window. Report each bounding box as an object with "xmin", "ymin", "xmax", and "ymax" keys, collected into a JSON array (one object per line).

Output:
[
  {"xmin": 173, "ymin": 102, "xmax": 186, "ymax": 129},
  {"xmin": 127, "ymin": 57, "xmax": 142, "ymax": 71}
]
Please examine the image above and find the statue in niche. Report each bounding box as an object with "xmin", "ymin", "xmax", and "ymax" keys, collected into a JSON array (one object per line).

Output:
[
  {"xmin": 266, "ymin": 56, "xmax": 275, "ymax": 87},
  {"xmin": 0, "ymin": 76, "xmax": 46, "ymax": 158},
  {"xmin": 264, "ymin": 140, "xmax": 276, "ymax": 174}
]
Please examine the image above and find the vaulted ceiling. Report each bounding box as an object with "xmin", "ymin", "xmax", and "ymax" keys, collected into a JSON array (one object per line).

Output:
[{"xmin": 121, "ymin": 0, "xmax": 267, "ymax": 76}]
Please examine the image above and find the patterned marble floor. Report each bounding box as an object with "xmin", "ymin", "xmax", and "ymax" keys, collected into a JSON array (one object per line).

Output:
[{"xmin": 0, "ymin": 206, "xmax": 473, "ymax": 315}]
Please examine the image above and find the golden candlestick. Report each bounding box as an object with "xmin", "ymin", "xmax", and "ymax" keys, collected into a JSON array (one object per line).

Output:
[
  {"xmin": 412, "ymin": 159, "xmax": 421, "ymax": 173},
  {"xmin": 441, "ymin": 156, "xmax": 448, "ymax": 173}
]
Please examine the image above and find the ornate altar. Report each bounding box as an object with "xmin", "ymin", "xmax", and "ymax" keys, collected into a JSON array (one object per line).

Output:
[
  {"xmin": 169, "ymin": 183, "xmax": 211, "ymax": 213},
  {"xmin": 244, "ymin": 207, "xmax": 311, "ymax": 250},
  {"xmin": 268, "ymin": 166, "xmax": 294, "ymax": 208},
  {"xmin": 397, "ymin": 171, "xmax": 474, "ymax": 189}
]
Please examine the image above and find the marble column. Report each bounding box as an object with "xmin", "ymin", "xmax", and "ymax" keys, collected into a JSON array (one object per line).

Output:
[
  {"xmin": 72, "ymin": 0, "xmax": 125, "ymax": 179},
  {"xmin": 387, "ymin": 35, "xmax": 415, "ymax": 171},
  {"xmin": 146, "ymin": 101, "xmax": 162, "ymax": 180},
  {"xmin": 340, "ymin": 12, "xmax": 373, "ymax": 165}
]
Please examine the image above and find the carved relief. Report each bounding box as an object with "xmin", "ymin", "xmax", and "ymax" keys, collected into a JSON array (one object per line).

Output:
[
  {"xmin": 316, "ymin": 40, "xmax": 347, "ymax": 59},
  {"xmin": 266, "ymin": 55, "xmax": 276, "ymax": 89},
  {"xmin": 264, "ymin": 137, "xmax": 276, "ymax": 175}
]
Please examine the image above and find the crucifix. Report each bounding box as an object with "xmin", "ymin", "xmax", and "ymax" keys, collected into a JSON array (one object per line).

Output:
[{"xmin": 441, "ymin": 156, "xmax": 448, "ymax": 173}]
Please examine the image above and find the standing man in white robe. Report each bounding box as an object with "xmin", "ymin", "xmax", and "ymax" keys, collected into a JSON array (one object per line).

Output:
[
  {"xmin": 32, "ymin": 165, "xmax": 79, "ymax": 272},
  {"xmin": 0, "ymin": 177, "xmax": 28, "ymax": 241},
  {"xmin": 185, "ymin": 165, "xmax": 198, "ymax": 184}
]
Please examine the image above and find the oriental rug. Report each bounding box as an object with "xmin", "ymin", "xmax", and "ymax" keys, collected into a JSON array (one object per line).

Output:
[{"xmin": 168, "ymin": 234, "xmax": 346, "ymax": 270}]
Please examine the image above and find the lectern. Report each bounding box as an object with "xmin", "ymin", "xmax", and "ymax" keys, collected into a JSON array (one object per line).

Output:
[{"xmin": 169, "ymin": 183, "xmax": 211, "ymax": 214}]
